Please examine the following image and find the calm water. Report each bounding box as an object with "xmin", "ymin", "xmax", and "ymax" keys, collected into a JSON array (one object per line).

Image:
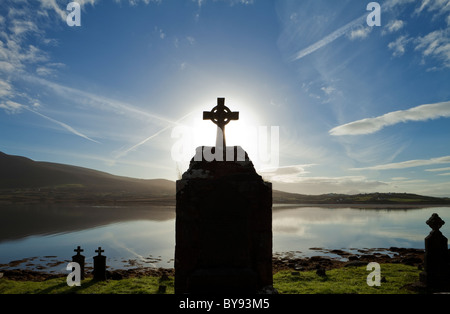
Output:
[{"xmin": 1, "ymin": 204, "xmax": 449, "ymax": 273}]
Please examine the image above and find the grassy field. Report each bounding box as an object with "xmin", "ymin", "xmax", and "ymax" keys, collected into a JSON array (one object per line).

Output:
[
  {"xmin": 0, "ymin": 264, "xmax": 423, "ymax": 294},
  {"xmin": 273, "ymin": 264, "xmax": 420, "ymax": 294}
]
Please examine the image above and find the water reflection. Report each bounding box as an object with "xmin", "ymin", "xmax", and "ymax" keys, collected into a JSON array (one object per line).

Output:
[
  {"xmin": 0, "ymin": 204, "xmax": 175, "ymax": 272},
  {"xmin": 0, "ymin": 204, "xmax": 175, "ymax": 242},
  {"xmin": 1, "ymin": 204, "xmax": 449, "ymax": 273},
  {"xmin": 272, "ymin": 206, "xmax": 450, "ymax": 256}
]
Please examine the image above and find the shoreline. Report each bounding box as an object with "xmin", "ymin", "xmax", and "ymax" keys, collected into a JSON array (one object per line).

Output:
[
  {"xmin": 0, "ymin": 247, "xmax": 425, "ymax": 281},
  {"xmin": 272, "ymin": 203, "xmax": 450, "ymax": 210},
  {"xmin": 2, "ymin": 200, "xmax": 449, "ymax": 208}
]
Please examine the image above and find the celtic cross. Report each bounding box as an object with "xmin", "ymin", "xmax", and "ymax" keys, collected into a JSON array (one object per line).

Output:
[{"xmin": 203, "ymin": 98, "xmax": 239, "ymax": 150}]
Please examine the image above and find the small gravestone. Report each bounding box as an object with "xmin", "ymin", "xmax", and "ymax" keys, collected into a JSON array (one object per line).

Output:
[
  {"xmin": 420, "ymin": 213, "xmax": 450, "ymax": 289},
  {"xmin": 175, "ymin": 99, "xmax": 273, "ymax": 294},
  {"xmin": 158, "ymin": 285, "xmax": 167, "ymax": 294},
  {"xmin": 72, "ymin": 246, "xmax": 85, "ymax": 280},
  {"xmin": 93, "ymin": 247, "xmax": 107, "ymax": 281}
]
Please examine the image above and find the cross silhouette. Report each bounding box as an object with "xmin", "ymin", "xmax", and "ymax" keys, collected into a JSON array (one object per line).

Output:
[
  {"xmin": 95, "ymin": 247, "xmax": 104, "ymax": 256},
  {"xmin": 203, "ymin": 98, "xmax": 239, "ymax": 150},
  {"xmin": 427, "ymin": 213, "xmax": 445, "ymax": 231},
  {"xmin": 74, "ymin": 246, "xmax": 84, "ymax": 255}
]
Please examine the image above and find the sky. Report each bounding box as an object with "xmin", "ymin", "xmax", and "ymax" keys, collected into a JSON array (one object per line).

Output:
[{"xmin": 0, "ymin": 0, "xmax": 449, "ymax": 196}]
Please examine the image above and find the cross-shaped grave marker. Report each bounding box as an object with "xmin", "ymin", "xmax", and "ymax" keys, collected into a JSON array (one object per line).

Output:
[
  {"xmin": 72, "ymin": 245, "xmax": 85, "ymax": 280},
  {"xmin": 93, "ymin": 247, "xmax": 107, "ymax": 281},
  {"xmin": 74, "ymin": 246, "xmax": 84, "ymax": 255},
  {"xmin": 203, "ymin": 98, "xmax": 239, "ymax": 150},
  {"xmin": 95, "ymin": 247, "xmax": 104, "ymax": 256}
]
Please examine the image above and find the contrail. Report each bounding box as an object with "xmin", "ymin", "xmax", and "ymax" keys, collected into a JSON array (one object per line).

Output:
[
  {"xmin": 290, "ymin": 0, "xmax": 405, "ymax": 62},
  {"xmin": 115, "ymin": 111, "xmax": 195, "ymax": 159},
  {"xmin": 23, "ymin": 75, "xmax": 183, "ymax": 127},
  {"xmin": 26, "ymin": 107, "xmax": 100, "ymax": 144},
  {"xmin": 290, "ymin": 14, "xmax": 367, "ymax": 62}
]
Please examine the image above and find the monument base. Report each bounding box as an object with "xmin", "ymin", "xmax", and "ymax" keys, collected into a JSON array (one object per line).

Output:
[
  {"xmin": 175, "ymin": 147, "xmax": 273, "ymax": 294},
  {"xmin": 188, "ymin": 268, "xmax": 257, "ymax": 294}
]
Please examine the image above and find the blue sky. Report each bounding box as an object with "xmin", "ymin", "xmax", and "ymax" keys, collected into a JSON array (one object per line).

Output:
[{"xmin": 0, "ymin": 0, "xmax": 449, "ymax": 196}]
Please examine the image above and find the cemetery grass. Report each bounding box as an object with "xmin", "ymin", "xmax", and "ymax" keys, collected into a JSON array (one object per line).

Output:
[
  {"xmin": 273, "ymin": 263, "xmax": 421, "ymax": 294},
  {"xmin": 0, "ymin": 275, "xmax": 175, "ymax": 294},
  {"xmin": 0, "ymin": 264, "xmax": 423, "ymax": 294}
]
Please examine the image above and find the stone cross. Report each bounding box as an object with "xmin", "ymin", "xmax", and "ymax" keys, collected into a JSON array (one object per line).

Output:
[
  {"xmin": 203, "ymin": 98, "xmax": 239, "ymax": 150},
  {"xmin": 93, "ymin": 247, "xmax": 107, "ymax": 281},
  {"xmin": 95, "ymin": 247, "xmax": 104, "ymax": 256},
  {"xmin": 427, "ymin": 213, "xmax": 445, "ymax": 231},
  {"xmin": 74, "ymin": 246, "xmax": 84, "ymax": 255},
  {"xmin": 420, "ymin": 213, "xmax": 450, "ymax": 289},
  {"xmin": 72, "ymin": 246, "xmax": 85, "ymax": 280}
]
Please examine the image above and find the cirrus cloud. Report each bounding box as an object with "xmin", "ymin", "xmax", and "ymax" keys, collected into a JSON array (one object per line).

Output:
[
  {"xmin": 329, "ymin": 100, "xmax": 450, "ymax": 136},
  {"xmin": 350, "ymin": 155, "xmax": 450, "ymax": 171}
]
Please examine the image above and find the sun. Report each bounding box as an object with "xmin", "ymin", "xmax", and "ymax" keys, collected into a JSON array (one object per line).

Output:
[
  {"xmin": 196, "ymin": 98, "xmax": 261, "ymax": 150},
  {"xmin": 172, "ymin": 98, "xmax": 263, "ymax": 165}
]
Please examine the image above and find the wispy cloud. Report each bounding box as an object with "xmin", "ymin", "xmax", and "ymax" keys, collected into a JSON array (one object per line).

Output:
[
  {"xmin": 321, "ymin": 86, "xmax": 336, "ymax": 95},
  {"xmin": 193, "ymin": 0, "xmax": 254, "ymax": 7},
  {"xmin": 415, "ymin": 28, "xmax": 450, "ymax": 68},
  {"xmin": 290, "ymin": 14, "xmax": 367, "ymax": 61},
  {"xmin": 383, "ymin": 0, "xmax": 450, "ymax": 69},
  {"xmin": 414, "ymin": 0, "xmax": 450, "ymax": 17},
  {"xmin": 259, "ymin": 164, "xmax": 315, "ymax": 183},
  {"xmin": 285, "ymin": 0, "xmax": 404, "ymax": 60},
  {"xmin": 0, "ymin": 98, "xmax": 99, "ymax": 143},
  {"xmin": 382, "ymin": 20, "xmax": 405, "ymax": 35},
  {"xmin": 38, "ymin": 0, "xmax": 98, "ymax": 21},
  {"xmin": 388, "ymin": 35, "xmax": 411, "ymax": 57},
  {"xmin": 426, "ymin": 167, "xmax": 450, "ymax": 172},
  {"xmin": 0, "ymin": 100, "xmax": 24, "ymax": 114},
  {"xmin": 350, "ymin": 155, "xmax": 450, "ymax": 171},
  {"xmin": 23, "ymin": 75, "xmax": 183, "ymax": 127},
  {"xmin": 348, "ymin": 26, "xmax": 372, "ymax": 40},
  {"xmin": 329, "ymin": 101, "xmax": 450, "ymax": 136},
  {"xmin": 114, "ymin": 111, "xmax": 195, "ymax": 159},
  {"xmin": 26, "ymin": 107, "xmax": 100, "ymax": 143},
  {"xmin": 0, "ymin": 79, "xmax": 13, "ymax": 98},
  {"xmin": 272, "ymin": 175, "xmax": 387, "ymax": 195}
]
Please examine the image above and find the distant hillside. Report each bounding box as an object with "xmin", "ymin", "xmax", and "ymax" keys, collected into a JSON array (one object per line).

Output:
[
  {"xmin": 273, "ymin": 190, "xmax": 450, "ymax": 206},
  {"xmin": 1, "ymin": 152, "xmax": 449, "ymax": 206},
  {"xmin": 0, "ymin": 152, "xmax": 175, "ymax": 204}
]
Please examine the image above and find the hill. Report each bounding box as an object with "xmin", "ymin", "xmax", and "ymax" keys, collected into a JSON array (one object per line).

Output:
[
  {"xmin": 0, "ymin": 152, "xmax": 174, "ymax": 204},
  {"xmin": 272, "ymin": 190, "xmax": 450, "ymax": 206},
  {"xmin": 0, "ymin": 152, "xmax": 449, "ymax": 206}
]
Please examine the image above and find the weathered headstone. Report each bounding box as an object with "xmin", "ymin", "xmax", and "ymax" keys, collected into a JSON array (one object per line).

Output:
[
  {"xmin": 93, "ymin": 247, "xmax": 107, "ymax": 281},
  {"xmin": 420, "ymin": 213, "xmax": 450, "ymax": 289},
  {"xmin": 175, "ymin": 99, "xmax": 273, "ymax": 294},
  {"xmin": 72, "ymin": 246, "xmax": 85, "ymax": 280}
]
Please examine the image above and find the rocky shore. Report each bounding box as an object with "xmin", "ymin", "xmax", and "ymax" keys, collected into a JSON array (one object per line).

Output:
[
  {"xmin": 0, "ymin": 247, "xmax": 424, "ymax": 282},
  {"xmin": 273, "ymin": 247, "xmax": 424, "ymax": 272}
]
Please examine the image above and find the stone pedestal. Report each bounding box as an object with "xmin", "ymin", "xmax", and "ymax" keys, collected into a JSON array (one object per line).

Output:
[
  {"xmin": 420, "ymin": 213, "xmax": 450, "ymax": 289},
  {"xmin": 175, "ymin": 147, "xmax": 273, "ymax": 294},
  {"xmin": 72, "ymin": 254, "xmax": 85, "ymax": 280},
  {"xmin": 93, "ymin": 248, "xmax": 107, "ymax": 281}
]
